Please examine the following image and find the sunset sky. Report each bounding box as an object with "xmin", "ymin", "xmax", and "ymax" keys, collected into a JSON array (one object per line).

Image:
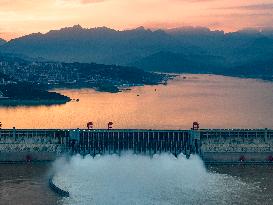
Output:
[{"xmin": 0, "ymin": 0, "xmax": 273, "ymax": 40}]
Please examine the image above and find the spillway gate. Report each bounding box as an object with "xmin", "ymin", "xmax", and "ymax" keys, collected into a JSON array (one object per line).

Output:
[{"xmin": 67, "ymin": 129, "xmax": 200, "ymax": 157}]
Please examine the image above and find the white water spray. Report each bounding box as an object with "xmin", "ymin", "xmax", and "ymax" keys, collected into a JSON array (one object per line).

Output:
[{"xmin": 52, "ymin": 153, "xmax": 261, "ymax": 205}]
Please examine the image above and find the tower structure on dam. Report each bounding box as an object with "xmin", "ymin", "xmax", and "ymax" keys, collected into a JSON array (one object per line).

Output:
[{"xmin": 0, "ymin": 125, "xmax": 272, "ymax": 164}]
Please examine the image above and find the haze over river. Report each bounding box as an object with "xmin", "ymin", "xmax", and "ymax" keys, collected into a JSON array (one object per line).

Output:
[
  {"xmin": 0, "ymin": 74, "xmax": 273, "ymax": 129},
  {"xmin": 1, "ymin": 74, "xmax": 273, "ymax": 205}
]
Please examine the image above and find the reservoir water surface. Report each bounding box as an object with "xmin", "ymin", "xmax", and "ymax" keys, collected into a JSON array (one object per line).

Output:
[{"xmin": 0, "ymin": 74, "xmax": 273, "ymax": 129}]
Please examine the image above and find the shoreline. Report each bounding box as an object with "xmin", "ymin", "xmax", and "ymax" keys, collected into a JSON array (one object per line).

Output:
[
  {"xmin": 0, "ymin": 73, "xmax": 271, "ymax": 107},
  {"xmin": 166, "ymin": 72, "xmax": 273, "ymax": 83},
  {"xmin": 47, "ymin": 73, "xmax": 172, "ymax": 93},
  {"xmin": 0, "ymin": 99, "xmax": 70, "ymax": 107},
  {"xmin": 0, "ymin": 74, "xmax": 171, "ymax": 106}
]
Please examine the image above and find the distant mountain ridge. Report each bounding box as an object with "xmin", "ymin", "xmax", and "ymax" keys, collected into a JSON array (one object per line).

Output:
[
  {"xmin": 0, "ymin": 38, "xmax": 6, "ymax": 46},
  {"xmin": 1, "ymin": 25, "xmax": 199, "ymax": 65},
  {"xmin": 1, "ymin": 25, "xmax": 273, "ymax": 80}
]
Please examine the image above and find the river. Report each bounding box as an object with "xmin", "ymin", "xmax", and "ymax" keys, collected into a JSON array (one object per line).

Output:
[
  {"xmin": 0, "ymin": 74, "xmax": 272, "ymax": 129},
  {"xmin": 0, "ymin": 74, "xmax": 273, "ymax": 205}
]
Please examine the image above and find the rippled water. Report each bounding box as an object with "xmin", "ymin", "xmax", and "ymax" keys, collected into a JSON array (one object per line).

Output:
[
  {"xmin": 53, "ymin": 154, "xmax": 272, "ymax": 205},
  {"xmin": 0, "ymin": 74, "xmax": 273, "ymax": 129},
  {"xmin": 0, "ymin": 164, "xmax": 59, "ymax": 205}
]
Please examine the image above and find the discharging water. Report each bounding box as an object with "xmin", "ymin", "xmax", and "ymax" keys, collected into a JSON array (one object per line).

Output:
[
  {"xmin": 52, "ymin": 153, "xmax": 272, "ymax": 205},
  {"xmin": 1, "ymin": 156, "xmax": 273, "ymax": 205}
]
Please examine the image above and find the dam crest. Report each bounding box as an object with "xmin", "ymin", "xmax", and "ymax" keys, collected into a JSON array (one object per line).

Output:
[{"xmin": 0, "ymin": 125, "xmax": 272, "ymax": 164}]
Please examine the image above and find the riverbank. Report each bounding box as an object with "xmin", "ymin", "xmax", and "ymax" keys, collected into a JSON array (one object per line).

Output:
[
  {"xmin": 0, "ymin": 82, "xmax": 71, "ymax": 107},
  {"xmin": 0, "ymin": 99, "xmax": 70, "ymax": 106},
  {"xmin": 47, "ymin": 72, "xmax": 172, "ymax": 93}
]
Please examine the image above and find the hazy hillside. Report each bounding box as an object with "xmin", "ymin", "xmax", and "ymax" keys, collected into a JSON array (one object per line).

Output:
[
  {"xmin": 132, "ymin": 51, "xmax": 225, "ymax": 73},
  {"xmin": 134, "ymin": 27, "xmax": 273, "ymax": 79},
  {"xmin": 0, "ymin": 38, "xmax": 6, "ymax": 46},
  {"xmin": 0, "ymin": 53, "xmax": 167, "ymax": 93},
  {"xmin": 0, "ymin": 25, "xmax": 200, "ymax": 65},
  {"xmin": 1, "ymin": 25, "xmax": 273, "ymax": 80}
]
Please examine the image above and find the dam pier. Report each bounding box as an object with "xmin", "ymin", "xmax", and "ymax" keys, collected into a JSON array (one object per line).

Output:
[{"xmin": 0, "ymin": 125, "xmax": 272, "ymax": 164}]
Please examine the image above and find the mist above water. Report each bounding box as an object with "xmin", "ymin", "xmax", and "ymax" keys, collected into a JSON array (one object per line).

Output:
[{"xmin": 53, "ymin": 153, "xmax": 262, "ymax": 205}]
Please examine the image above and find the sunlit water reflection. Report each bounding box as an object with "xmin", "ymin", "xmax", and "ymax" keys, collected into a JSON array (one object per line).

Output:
[{"xmin": 0, "ymin": 74, "xmax": 273, "ymax": 129}]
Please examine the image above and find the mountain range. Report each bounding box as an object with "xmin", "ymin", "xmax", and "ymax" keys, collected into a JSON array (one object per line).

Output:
[
  {"xmin": 0, "ymin": 38, "xmax": 6, "ymax": 46},
  {"xmin": 0, "ymin": 25, "xmax": 273, "ymax": 80}
]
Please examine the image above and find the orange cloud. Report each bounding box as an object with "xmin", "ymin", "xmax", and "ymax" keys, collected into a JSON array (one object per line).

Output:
[
  {"xmin": 81, "ymin": 0, "xmax": 106, "ymax": 3},
  {"xmin": 0, "ymin": 0, "xmax": 272, "ymax": 40},
  {"xmin": 59, "ymin": 0, "xmax": 106, "ymax": 5}
]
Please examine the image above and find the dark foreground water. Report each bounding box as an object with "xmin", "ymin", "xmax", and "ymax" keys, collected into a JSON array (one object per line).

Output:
[
  {"xmin": 0, "ymin": 164, "xmax": 59, "ymax": 205},
  {"xmin": 0, "ymin": 155, "xmax": 273, "ymax": 205}
]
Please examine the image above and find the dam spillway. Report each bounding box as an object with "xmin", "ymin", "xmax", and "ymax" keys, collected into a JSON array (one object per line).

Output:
[{"xmin": 0, "ymin": 128, "xmax": 272, "ymax": 164}]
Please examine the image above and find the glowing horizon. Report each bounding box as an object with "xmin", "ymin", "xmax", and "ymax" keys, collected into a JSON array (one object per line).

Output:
[{"xmin": 0, "ymin": 0, "xmax": 273, "ymax": 41}]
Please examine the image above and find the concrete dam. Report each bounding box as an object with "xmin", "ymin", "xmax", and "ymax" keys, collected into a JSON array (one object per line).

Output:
[{"xmin": 0, "ymin": 126, "xmax": 273, "ymax": 164}]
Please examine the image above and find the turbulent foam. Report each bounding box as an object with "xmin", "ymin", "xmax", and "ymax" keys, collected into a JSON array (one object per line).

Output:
[{"xmin": 53, "ymin": 153, "xmax": 261, "ymax": 205}]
